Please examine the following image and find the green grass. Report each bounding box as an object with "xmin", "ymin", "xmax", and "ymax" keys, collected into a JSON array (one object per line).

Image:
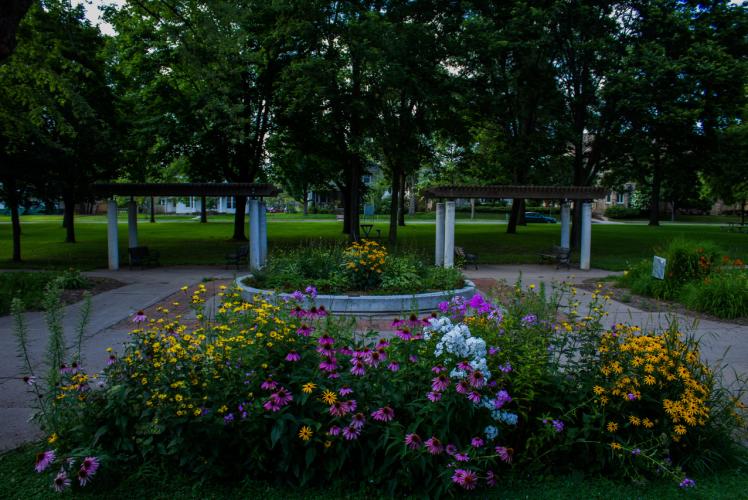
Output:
[
  {"xmin": 0, "ymin": 215, "xmax": 746, "ymax": 271},
  {"xmin": 0, "ymin": 445, "xmax": 745, "ymax": 499}
]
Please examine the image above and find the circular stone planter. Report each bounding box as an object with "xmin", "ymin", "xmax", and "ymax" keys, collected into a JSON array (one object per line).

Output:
[{"xmin": 235, "ymin": 276, "xmax": 476, "ymax": 316}]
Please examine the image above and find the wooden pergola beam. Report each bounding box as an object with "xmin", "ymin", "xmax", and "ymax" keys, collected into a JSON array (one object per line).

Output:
[{"xmin": 423, "ymin": 185, "xmax": 607, "ymax": 200}]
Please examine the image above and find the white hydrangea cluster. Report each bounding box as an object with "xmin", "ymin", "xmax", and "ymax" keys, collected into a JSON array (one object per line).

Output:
[{"xmin": 427, "ymin": 316, "xmax": 491, "ymax": 380}]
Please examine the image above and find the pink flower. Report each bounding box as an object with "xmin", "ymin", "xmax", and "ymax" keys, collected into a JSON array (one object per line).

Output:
[
  {"xmin": 467, "ymin": 391, "xmax": 481, "ymax": 404},
  {"xmin": 371, "ymin": 406, "xmax": 395, "ymax": 422},
  {"xmin": 350, "ymin": 360, "xmax": 366, "ymax": 377},
  {"xmin": 455, "ymin": 380, "xmax": 470, "ymax": 394},
  {"xmin": 469, "ymin": 370, "xmax": 486, "ymax": 388},
  {"xmin": 274, "ymin": 388, "xmax": 293, "ymax": 405},
  {"xmin": 77, "ymin": 467, "xmax": 92, "ymax": 487},
  {"xmin": 53, "ymin": 470, "xmax": 70, "ymax": 492},
  {"xmin": 495, "ymin": 446, "xmax": 512, "ymax": 463},
  {"xmin": 387, "ymin": 362, "xmax": 400, "ymax": 372},
  {"xmin": 342, "ymin": 425, "xmax": 360, "ymax": 440},
  {"xmin": 328, "ymin": 425, "xmax": 341, "ymax": 436},
  {"xmin": 34, "ymin": 450, "xmax": 55, "ymax": 473},
  {"xmin": 425, "ymin": 437, "xmax": 443, "ymax": 455},
  {"xmin": 431, "ymin": 374, "xmax": 450, "ymax": 392},
  {"xmin": 318, "ymin": 334, "xmax": 335, "ymax": 346},
  {"xmin": 297, "ymin": 324, "xmax": 314, "ymax": 336},
  {"xmin": 395, "ymin": 328, "xmax": 412, "ymax": 341},
  {"xmin": 260, "ymin": 379, "xmax": 277, "ymax": 391},
  {"xmin": 22, "ymin": 375, "xmax": 36, "ymax": 385},
  {"xmin": 427, "ymin": 391, "xmax": 442, "ymax": 402},
  {"xmin": 350, "ymin": 412, "xmax": 366, "ymax": 429},
  {"xmin": 319, "ymin": 356, "xmax": 338, "ymax": 372},
  {"xmin": 342, "ymin": 399, "xmax": 357, "ymax": 413},
  {"xmin": 451, "ymin": 469, "xmax": 478, "ymax": 490},
  {"xmin": 405, "ymin": 433, "xmax": 422, "ymax": 450},
  {"xmin": 132, "ymin": 310, "xmax": 146, "ymax": 323},
  {"xmin": 486, "ymin": 469, "xmax": 497, "ymax": 487},
  {"xmin": 455, "ymin": 452, "xmax": 470, "ymax": 462},
  {"xmin": 285, "ymin": 351, "xmax": 301, "ymax": 362},
  {"xmin": 431, "ymin": 365, "xmax": 446, "ymax": 373},
  {"xmin": 81, "ymin": 456, "xmax": 100, "ymax": 475},
  {"xmin": 329, "ymin": 402, "xmax": 348, "ymax": 417},
  {"xmin": 446, "ymin": 443, "xmax": 457, "ymax": 455},
  {"xmin": 471, "ymin": 437, "xmax": 485, "ymax": 448},
  {"xmin": 339, "ymin": 386, "xmax": 353, "ymax": 396}
]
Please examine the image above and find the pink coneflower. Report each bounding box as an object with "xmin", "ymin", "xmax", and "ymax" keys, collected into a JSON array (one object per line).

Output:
[
  {"xmin": 488, "ymin": 346, "xmax": 500, "ymax": 356},
  {"xmin": 494, "ymin": 390, "xmax": 512, "ymax": 409},
  {"xmin": 469, "ymin": 370, "xmax": 486, "ymax": 388},
  {"xmin": 316, "ymin": 346, "xmax": 336, "ymax": 357},
  {"xmin": 290, "ymin": 306, "xmax": 304, "ymax": 318},
  {"xmin": 260, "ymin": 379, "xmax": 277, "ymax": 391},
  {"xmin": 387, "ymin": 362, "xmax": 400, "ymax": 372},
  {"xmin": 471, "ymin": 437, "xmax": 485, "ymax": 448},
  {"xmin": 274, "ymin": 388, "xmax": 293, "ymax": 405},
  {"xmin": 495, "ymin": 446, "xmax": 513, "ymax": 463},
  {"xmin": 467, "ymin": 391, "xmax": 481, "ymax": 404},
  {"xmin": 342, "ymin": 425, "xmax": 360, "ymax": 440},
  {"xmin": 486, "ymin": 469, "xmax": 497, "ymax": 487},
  {"xmin": 318, "ymin": 334, "xmax": 335, "ymax": 346},
  {"xmin": 425, "ymin": 437, "xmax": 443, "ymax": 454},
  {"xmin": 457, "ymin": 360, "xmax": 472, "ymax": 372},
  {"xmin": 371, "ymin": 406, "xmax": 395, "ymax": 422},
  {"xmin": 107, "ymin": 354, "xmax": 116, "ymax": 365},
  {"xmin": 395, "ymin": 328, "xmax": 412, "ymax": 341},
  {"xmin": 34, "ymin": 450, "xmax": 55, "ymax": 473},
  {"xmin": 351, "ymin": 412, "xmax": 366, "ymax": 429},
  {"xmin": 77, "ymin": 467, "xmax": 92, "ymax": 487},
  {"xmin": 22, "ymin": 375, "xmax": 36, "ymax": 385},
  {"xmin": 329, "ymin": 402, "xmax": 348, "ymax": 417},
  {"xmin": 366, "ymin": 350, "xmax": 383, "ymax": 367},
  {"xmin": 455, "ymin": 380, "xmax": 470, "ymax": 394},
  {"xmin": 296, "ymin": 324, "xmax": 314, "ymax": 336},
  {"xmin": 451, "ymin": 469, "xmax": 478, "ymax": 490},
  {"xmin": 132, "ymin": 310, "xmax": 147, "ymax": 323},
  {"xmin": 431, "ymin": 365, "xmax": 447, "ymax": 374},
  {"xmin": 339, "ymin": 386, "xmax": 353, "ymax": 396},
  {"xmin": 53, "ymin": 470, "xmax": 70, "ymax": 492},
  {"xmin": 432, "ymin": 374, "xmax": 450, "ymax": 392},
  {"xmin": 263, "ymin": 399, "xmax": 281, "ymax": 412},
  {"xmin": 319, "ymin": 356, "xmax": 338, "ymax": 372},
  {"xmin": 81, "ymin": 456, "xmax": 99, "ymax": 475},
  {"xmin": 446, "ymin": 443, "xmax": 457, "ymax": 456},
  {"xmin": 408, "ymin": 354, "xmax": 418, "ymax": 363},
  {"xmin": 405, "ymin": 433, "xmax": 422, "ymax": 450},
  {"xmin": 285, "ymin": 351, "xmax": 301, "ymax": 362},
  {"xmin": 427, "ymin": 391, "xmax": 442, "ymax": 402},
  {"xmin": 327, "ymin": 371, "xmax": 340, "ymax": 379},
  {"xmin": 391, "ymin": 318, "xmax": 404, "ymax": 328},
  {"xmin": 377, "ymin": 338, "xmax": 390, "ymax": 348},
  {"xmin": 342, "ymin": 399, "xmax": 357, "ymax": 413},
  {"xmin": 328, "ymin": 425, "xmax": 341, "ymax": 436},
  {"xmin": 455, "ymin": 452, "xmax": 470, "ymax": 462},
  {"xmin": 350, "ymin": 360, "xmax": 366, "ymax": 376},
  {"xmin": 316, "ymin": 305, "xmax": 328, "ymax": 317}
]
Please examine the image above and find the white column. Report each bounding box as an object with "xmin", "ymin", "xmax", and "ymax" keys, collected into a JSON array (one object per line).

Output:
[
  {"xmin": 560, "ymin": 202, "xmax": 570, "ymax": 249},
  {"xmin": 127, "ymin": 200, "xmax": 138, "ymax": 248},
  {"xmin": 444, "ymin": 201, "xmax": 456, "ymax": 268},
  {"xmin": 259, "ymin": 200, "xmax": 268, "ymax": 266},
  {"xmin": 435, "ymin": 202, "xmax": 445, "ymax": 266},
  {"xmin": 580, "ymin": 201, "xmax": 592, "ymax": 270},
  {"xmin": 107, "ymin": 200, "xmax": 119, "ymax": 270},
  {"xmin": 249, "ymin": 199, "xmax": 261, "ymax": 271}
]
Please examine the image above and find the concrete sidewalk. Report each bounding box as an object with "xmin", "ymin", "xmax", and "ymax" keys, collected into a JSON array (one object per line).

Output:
[{"xmin": 0, "ymin": 267, "xmax": 236, "ymax": 452}]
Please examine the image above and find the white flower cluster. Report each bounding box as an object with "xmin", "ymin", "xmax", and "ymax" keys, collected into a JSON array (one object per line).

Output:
[{"xmin": 427, "ymin": 316, "xmax": 491, "ymax": 380}]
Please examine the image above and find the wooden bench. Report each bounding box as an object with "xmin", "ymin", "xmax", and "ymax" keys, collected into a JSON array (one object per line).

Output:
[
  {"xmin": 128, "ymin": 246, "xmax": 160, "ymax": 269},
  {"xmin": 225, "ymin": 245, "xmax": 249, "ymax": 269},
  {"xmin": 539, "ymin": 245, "xmax": 571, "ymax": 269},
  {"xmin": 455, "ymin": 246, "xmax": 478, "ymax": 269}
]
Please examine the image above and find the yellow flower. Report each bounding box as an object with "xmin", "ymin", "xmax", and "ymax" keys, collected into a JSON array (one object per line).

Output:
[
  {"xmin": 47, "ymin": 433, "xmax": 58, "ymax": 444},
  {"xmin": 593, "ymin": 385, "xmax": 605, "ymax": 395},
  {"xmin": 628, "ymin": 415, "xmax": 641, "ymax": 426},
  {"xmin": 610, "ymin": 442, "xmax": 622, "ymax": 450},
  {"xmin": 644, "ymin": 375, "xmax": 656, "ymax": 385},
  {"xmin": 674, "ymin": 424, "xmax": 687, "ymax": 435},
  {"xmin": 175, "ymin": 394, "xmax": 183, "ymax": 402},
  {"xmin": 298, "ymin": 426, "xmax": 313, "ymax": 441},
  {"xmin": 302, "ymin": 382, "xmax": 317, "ymax": 394},
  {"xmin": 606, "ymin": 421, "xmax": 619, "ymax": 433},
  {"xmin": 642, "ymin": 418, "xmax": 654, "ymax": 428},
  {"xmin": 321, "ymin": 390, "xmax": 338, "ymax": 405},
  {"xmin": 324, "ymin": 440, "xmax": 332, "ymax": 449}
]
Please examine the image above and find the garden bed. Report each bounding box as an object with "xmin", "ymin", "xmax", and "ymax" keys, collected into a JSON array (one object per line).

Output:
[{"xmin": 236, "ymin": 275, "xmax": 476, "ymax": 315}]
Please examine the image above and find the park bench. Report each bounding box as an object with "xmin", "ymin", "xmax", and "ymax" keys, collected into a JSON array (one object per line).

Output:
[
  {"xmin": 539, "ymin": 245, "xmax": 571, "ymax": 269},
  {"xmin": 128, "ymin": 246, "xmax": 160, "ymax": 269},
  {"xmin": 225, "ymin": 245, "xmax": 249, "ymax": 269},
  {"xmin": 455, "ymin": 246, "xmax": 478, "ymax": 269}
]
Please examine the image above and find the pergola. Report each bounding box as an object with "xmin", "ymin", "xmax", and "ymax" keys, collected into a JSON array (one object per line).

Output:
[
  {"xmin": 423, "ymin": 185, "xmax": 607, "ymax": 270},
  {"xmin": 93, "ymin": 183, "xmax": 279, "ymax": 271}
]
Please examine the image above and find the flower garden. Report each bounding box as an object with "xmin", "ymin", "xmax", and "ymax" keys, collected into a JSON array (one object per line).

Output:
[{"xmin": 15, "ymin": 273, "xmax": 748, "ymax": 496}]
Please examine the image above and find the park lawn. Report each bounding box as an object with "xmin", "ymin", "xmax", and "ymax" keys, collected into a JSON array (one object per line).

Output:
[
  {"xmin": 0, "ymin": 216, "xmax": 746, "ymax": 271},
  {"xmin": 0, "ymin": 445, "xmax": 745, "ymax": 500}
]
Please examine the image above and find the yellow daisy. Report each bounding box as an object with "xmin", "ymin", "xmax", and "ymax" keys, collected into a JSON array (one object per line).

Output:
[{"xmin": 298, "ymin": 426, "xmax": 313, "ymax": 441}]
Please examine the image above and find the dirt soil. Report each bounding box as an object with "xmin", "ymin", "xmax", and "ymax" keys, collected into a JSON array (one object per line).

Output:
[{"xmin": 59, "ymin": 277, "xmax": 126, "ymax": 307}]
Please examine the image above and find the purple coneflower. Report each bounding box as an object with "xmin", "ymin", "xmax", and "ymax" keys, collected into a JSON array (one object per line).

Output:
[
  {"xmin": 329, "ymin": 402, "xmax": 347, "ymax": 417},
  {"xmin": 350, "ymin": 360, "xmax": 366, "ymax": 376},
  {"xmin": 132, "ymin": 310, "xmax": 147, "ymax": 323},
  {"xmin": 22, "ymin": 375, "xmax": 36, "ymax": 385},
  {"xmin": 404, "ymin": 433, "xmax": 422, "ymax": 450},
  {"xmin": 318, "ymin": 334, "xmax": 335, "ymax": 346},
  {"xmin": 107, "ymin": 354, "xmax": 116, "ymax": 365},
  {"xmin": 391, "ymin": 318, "xmax": 404, "ymax": 328},
  {"xmin": 260, "ymin": 379, "xmax": 277, "ymax": 391},
  {"xmin": 297, "ymin": 324, "xmax": 314, "ymax": 336},
  {"xmin": 350, "ymin": 412, "xmax": 367, "ymax": 429},
  {"xmin": 342, "ymin": 425, "xmax": 360, "ymax": 440},
  {"xmin": 328, "ymin": 425, "xmax": 341, "ymax": 436},
  {"xmin": 471, "ymin": 437, "xmax": 485, "ymax": 448},
  {"xmin": 388, "ymin": 362, "xmax": 400, "ymax": 372},
  {"xmin": 319, "ymin": 356, "xmax": 338, "ymax": 372},
  {"xmin": 495, "ymin": 446, "xmax": 512, "ymax": 463},
  {"xmin": 425, "ymin": 437, "xmax": 443, "ymax": 455},
  {"xmin": 395, "ymin": 328, "xmax": 412, "ymax": 341},
  {"xmin": 431, "ymin": 374, "xmax": 450, "ymax": 392},
  {"xmin": 327, "ymin": 371, "xmax": 340, "ymax": 379},
  {"xmin": 431, "ymin": 365, "xmax": 446, "ymax": 374},
  {"xmin": 455, "ymin": 452, "xmax": 470, "ymax": 462},
  {"xmin": 316, "ymin": 305, "xmax": 328, "ymax": 317},
  {"xmin": 339, "ymin": 386, "xmax": 353, "ymax": 396},
  {"xmin": 457, "ymin": 360, "xmax": 472, "ymax": 372},
  {"xmin": 467, "ymin": 391, "xmax": 481, "ymax": 404},
  {"xmin": 446, "ymin": 443, "xmax": 457, "ymax": 456},
  {"xmin": 486, "ymin": 470, "xmax": 497, "ymax": 487},
  {"xmin": 371, "ymin": 406, "xmax": 395, "ymax": 422},
  {"xmin": 316, "ymin": 346, "xmax": 335, "ymax": 357},
  {"xmin": 274, "ymin": 388, "xmax": 293, "ymax": 405},
  {"xmin": 285, "ymin": 351, "xmax": 301, "ymax": 362},
  {"xmin": 494, "ymin": 390, "xmax": 512, "ymax": 409},
  {"xmin": 366, "ymin": 350, "xmax": 383, "ymax": 366},
  {"xmin": 53, "ymin": 470, "xmax": 71, "ymax": 492},
  {"xmin": 263, "ymin": 399, "xmax": 281, "ymax": 412},
  {"xmin": 77, "ymin": 467, "xmax": 92, "ymax": 487},
  {"xmin": 342, "ymin": 399, "xmax": 357, "ymax": 413},
  {"xmin": 290, "ymin": 306, "xmax": 304, "ymax": 318},
  {"xmin": 427, "ymin": 391, "xmax": 442, "ymax": 402},
  {"xmin": 377, "ymin": 338, "xmax": 390, "ymax": 348},
  {"xmin": 469, "ymin": 370, "xmax": 486, "ymax": 388},
  {"xmin": 34, "ymin": 450, "xmax": 55, "ymax": 473},
  {"xmin": 452, "ymin": 469, "xmax": 478, "ymax": 490}
]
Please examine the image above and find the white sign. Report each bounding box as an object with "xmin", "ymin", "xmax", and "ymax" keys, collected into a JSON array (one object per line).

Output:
[{"xmin": 652, "ymin": 256, "xmax": 666, "ymax": 280}]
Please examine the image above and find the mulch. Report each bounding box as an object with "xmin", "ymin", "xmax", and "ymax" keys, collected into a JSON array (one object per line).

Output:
[{"xmin": 60, "ymin": 277, "xmax": 126, "ymax": 307}]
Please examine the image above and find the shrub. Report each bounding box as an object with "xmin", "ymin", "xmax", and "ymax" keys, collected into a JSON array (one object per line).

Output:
[
  {"xmin": 604, "ymin": 206, "xmax": 643, "ymax": 219},
  {"xmin": 343, "ymin": 240, "xmax": 387, "ymax": 290},
  {"xmin": 379, "ymin": 255, "xmax": 422, "ymax": 292},
  {"xmin": 0, "ymin": 269, "xmax": 90, "ymax": 315},
  {"xmin": 680, "ymin": 269, "xmax": 748, "ymax": 319}
]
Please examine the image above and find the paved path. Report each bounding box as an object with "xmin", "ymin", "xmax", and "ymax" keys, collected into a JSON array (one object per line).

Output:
[{"xmin": 0, "ymin": 265, "xmax": 745, "ymax": 452}]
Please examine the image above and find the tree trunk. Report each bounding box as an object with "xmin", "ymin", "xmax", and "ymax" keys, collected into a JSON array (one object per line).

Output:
[
  {"xmin": 409, "ymin": 188, "xmax": 416, "ymax": 215},
  {"xmin": 470, "ymin": 198, "xmax": 475, "ymax": 220},
  {"xmin": 6, "ymin": 178, "xmax": 21, "ymax": 262},
  {"xmin": 741, "ymin": 197, "xmax": 745, "ymax": 226},
  {"xmin": 398, "ymin": 171, "xmax": 406, "ymax": 227},
  {"xmin": 63, "ymin": 189, "xmax": 75, "ymax": 243},
  {"xmin": 200, "ymin": 196, "xmax": 207, "ymax": 223},
  {"xmin": 388, "ymin": 165, "xmax": 400, "ymax": 244},
  {"xmin": 339, "ymin": 184, "xmax": 351, "ymax": 234},
  {"xmin": 302, "ymin": 186, "xmax": 308, "ymax": 216},
  {"xmin": 649, "ymin": 157, "xmax": 662, "ymax": 227},
  {"xmin": 348, "ymin": 158, "xmax": 361, "ymax": 242},
  {"xmin": 507, "ymin": 198, "xmax": 524, "ymax": 234},
  {"xmin": 232, "ymin": 196, "xmax": 247, "ymax": 241},
  {"xmin": 150, "ymin": 196, "xmax": 156, "ymax": 223},
  {"xmin": 670, "ymin": 200, "xmax": 676, "ymax": 222}
]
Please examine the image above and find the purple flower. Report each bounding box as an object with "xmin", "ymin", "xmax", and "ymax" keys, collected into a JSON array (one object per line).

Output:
[
  {"xmin": 627, "ymin": 393, "xmax": 637, "ymax": 401},
  {"xmin": 432, "ymin": 374, "xmax": 450, "ymax": 392},
  {"xmin": 431, "ymin": 365, "xmax": 446, "ymax": 374},
  {"xmin": 297, "ymin": 324, "xmax": 314, "ymax": 336},
  {"xmin": 552, "ymin": 419, "xmax": 565, "ymax": 433},
  {"xmin": 438, "ymin": 301, "xmax": 449, "ymax": 313},
  {"xmin": 494, "ymin": 390, "xmax": 512, "ymax": 409},
  {"xmin": 405, "ymin": 433, "xmax": 422, "ymax": 450},
  {"xmin": 342, "ymin": 425, "xmax": 360, "ymax": 440},
  {"xmin": 427, "ymin": 391, "xmax": 442, "ymax": 402},
  {"xmin": 22, "ymin": 375, "xmax": 36, "ymax": 385},
  {"xmin": 486, "ymin": 470, "xmax": 497, "ymax": 487},
  {"xmin": 81, "ymin": 456, "xmax": 100, "ymax": 475},
  {"xmin": 351, "ymin": 412, "xmax": 367, "ymax": 429},
  {"xmin": 521, "ymin": 313, "xmax": 538, "ymax": 326},
  {"xmin": 395, "ymin": 328, "xmax": 412, "ymax": 341},
  {"xmin": 679, "ymin": 478, "xmax": 696, "ymax": 488},
  {"xmin": 631, "ymin": 448, "xmax": 641, "ymax": 456},
  {"xmin": 425, "ymin": 437, "xmax": 443, "ymax": 454},
  {"xmin": 468, "ymin": 294, "xmax": 492, "ymax": 313},
  {"xmin": 328, "ymin": 425, "xmax": 341, "ymax": 436},
  {"xmin": 260, "ymin": 379, "xmax": 277, "ymax": 391},
  {"xmin": 387, "ymin": 362, "xmax": 400, "ymax": 372},
  {"xmin": 467, "ymin": 391, "xmax": 481, "ymax": 404},
  {"xmin": 132, "ymin": 310, "xmax": 147, "ymax": 323},
  {"xmin": 371, "ymin": 406, "xmax": 395, "ymax": 422},
  {"xmin": 488, "ymin": 346, "xmax": 499, "ymax": 356},
  {"xmin": 451, "ymin": 469, "xmax": 478, "ymax": 490},
  {"xmin": 339, "ymin": 386, "xmax": 353, "ymax": 396},
  {"xmin": 305, "ymin": 285, "xmax": 318, "ymax": 298},
  {"xmin": 319, "ymin": 356, "xmax": 338, "ymax": 372},
  {"xmin": 469, "ymin": 370, "xmax": 486, "ymax": 388},
  {"xmin": 455, "ymin": 452, "xmax": 470, "ymax": 462},
  {"xmin": 350, "ymin": 360, "xmax": 366, "ymax": 377},
  {"xmin": 224, "ymin": 413, "xmax": 235, "ymax": 424},
  {"xmin": 34, "ymin": 450, "xmax": 55, "ymax": 473},
  {"xmin": 446, "ymin": 443, "xmax": 458, "ymax": 455},
  {"xmin": 495, "ymin": 446, "xmax": 512, "ymax": 463},
  {"xmin": 471, "ymin": 437, "xmax": 484, "ymax": 448},
  {"xmin": 318, "ymin": 334, "xmax": 335, "ymax": 346},
  {"xmin": 285, "ymin": 351, "xmax": 301, "ymax": 362},
  {"xmin": 53, "ymin": 470, "xmax": 70, "ymax": 492},
  {"xmin": 455, "ymin": 380, "xmax": 470, "ymax": 394},
  {"xmin": 499, "ymin": 362, "xmax": 513, "ymax": 373},
  {"xmin": 291, "ymin": 290, "xmax": 304, "ymax": 301},
  {"xmin": 409, "ymin": 354, "xmax": 418, "ymax": 363}
]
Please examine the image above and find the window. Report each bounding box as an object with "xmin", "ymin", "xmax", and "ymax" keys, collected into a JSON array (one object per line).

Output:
[
  {"xmin": 605, "ymin": 193, "xmax": 612, "ymax": 204},
  {"xmin": 616, "ymin": 193, "xmax": 625, "ymax": 205},
  {"xmin": 362, "ymin": 175, "xmax": 372, "ymax": 185},
  {"xmin": 226, "ymin": 197, "xmax": 234, "ymax": 209}
]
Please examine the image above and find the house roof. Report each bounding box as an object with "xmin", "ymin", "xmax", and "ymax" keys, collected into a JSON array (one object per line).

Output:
[
  {"xmin": 93, "ymin": 183, "xmax": 279, "ymax": 198},
  {"xmin": 423, "ymin": 185, "xmax": 607, "ymax": 200}
]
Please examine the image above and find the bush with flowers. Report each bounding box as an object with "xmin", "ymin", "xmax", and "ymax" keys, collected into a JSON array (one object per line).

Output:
[{"xmin": 15, "ymin": 279, "xmax": 747, "ymax": 495}]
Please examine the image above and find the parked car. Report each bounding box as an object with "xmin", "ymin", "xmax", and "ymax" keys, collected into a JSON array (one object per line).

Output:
[{"xmin": 524, "ymin": 211, "xmax": 557, "ymax": 223}]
